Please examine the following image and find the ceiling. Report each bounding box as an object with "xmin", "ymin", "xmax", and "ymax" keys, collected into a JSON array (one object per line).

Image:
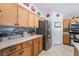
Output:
[{"xmin": 34, "ymin": 3, "xmax": 79, "ymax": 18}]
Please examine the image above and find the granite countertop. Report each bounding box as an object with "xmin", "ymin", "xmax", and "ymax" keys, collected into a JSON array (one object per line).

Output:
[
  {"xmin": 73, "ymin": 42, "xmax": 79, "ymax": 51},
  {"xmin": 0, "ymin": 35, "xmax": 43, "ymax": 50}
]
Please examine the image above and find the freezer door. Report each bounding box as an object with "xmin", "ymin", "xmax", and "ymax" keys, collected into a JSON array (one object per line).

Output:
[{"xmin": 43, "ymin": 38, "xmax": 52, "ymax": 50}]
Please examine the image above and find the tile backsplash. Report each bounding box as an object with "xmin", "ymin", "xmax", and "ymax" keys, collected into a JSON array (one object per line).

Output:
[{"xmin": 0, "ymin": 27, "xmax": 35, "ymax": 37}]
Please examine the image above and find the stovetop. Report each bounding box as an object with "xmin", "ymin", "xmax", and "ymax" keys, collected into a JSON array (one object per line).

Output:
[{"xmin": 69, "ymin": 28, "xmax": 79, "ymax": 34}]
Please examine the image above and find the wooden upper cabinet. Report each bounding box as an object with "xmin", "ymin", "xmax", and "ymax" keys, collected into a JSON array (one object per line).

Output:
[
  {"xmin": 29, "ymin": 12, "xmax": 35, "ymax": 28},
  {"xmin": 0, "ymin": 3, "xmax": 17, "ymax": 26},
  {"xmin": 18, "ymin": 5, "xmax": 29, "ymax": 27},
  {"xmin": 34, "ymin": 15, "xmax": 43, "ymax": 28},
  {"xmin": 0, "ymin": 3, "xmax": 44, "ymax": 28},
  {"xmin": 70, "ymin": 18, "xmax": 76, "ymax": 23},
  {"xmin": 34, "ymin": 15, "xmax": 39, "ymax": 28},
  {"xmin": 63, "ymin": 19, "xmax": 70, "ymax": 29},
  {"xmin": 75, "ymin": 18, "xmax": 79, "ymax": 23}
]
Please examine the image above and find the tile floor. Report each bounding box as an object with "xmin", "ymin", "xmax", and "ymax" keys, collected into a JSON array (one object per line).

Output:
[{"xmin": 38, "ymin": 44, "xmax": 74, "ymax": 56}]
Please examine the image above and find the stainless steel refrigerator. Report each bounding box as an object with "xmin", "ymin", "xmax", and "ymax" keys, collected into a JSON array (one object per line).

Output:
[{"xmin": 36, "ymin": 20, "xmax": 52, "ymax": 51}]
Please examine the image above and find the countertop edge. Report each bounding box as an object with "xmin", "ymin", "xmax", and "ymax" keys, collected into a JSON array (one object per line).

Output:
[{"xmin": 0, "ymin": 35, "xmax": 43, "ymax": 50}]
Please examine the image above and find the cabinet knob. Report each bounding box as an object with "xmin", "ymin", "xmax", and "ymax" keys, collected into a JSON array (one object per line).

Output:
[
  {"xmin": 15, "ymin": 23, "xmax": 18, "ymax": 25},
  {"xmin": 0, "ymin": 10, "xmax": 2, "ymax": 16}
]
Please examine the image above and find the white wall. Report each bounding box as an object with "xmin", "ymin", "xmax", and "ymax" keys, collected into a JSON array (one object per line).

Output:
[{"xmin": 34, "ymin": 3, "xmax": 79, "ymax": 19}]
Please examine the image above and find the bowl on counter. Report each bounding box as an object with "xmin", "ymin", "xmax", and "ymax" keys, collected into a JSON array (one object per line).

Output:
[{"xmin": 23, "ymin": 32, "xmax": 32, "ymax": 37}]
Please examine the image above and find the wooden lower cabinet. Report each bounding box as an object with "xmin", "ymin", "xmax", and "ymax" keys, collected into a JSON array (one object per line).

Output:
[
  {"xmin": 33, "ymin": 38, "xmax": 39, "ymax": 56},
  {"xmin": 30, "ymin": 44, "xmax": 33, "ymax": 56},
  {"xmin": 0, "ymin": 50, "xmax": 1, "ymax": 56},
  {"xmin": 10, "ymin": 51, "xmax": 22, "ymax": 56},
  {"xmin": 2, "ymin": 44, "xmax": 21, "ymax": 56},
  {"xmin": 22, "ymin": 40, "xmax": 33, "ymax": 56},
  {"xmin": 0, "ymin": 36, "xmax": 43, "ymax": 56},
  {"xmin": 74, "ymin": 46, "xmax": 79, "ymax": 56},
  {"xmin": 38, "ymin": 37, "xmax": 43, "ymax": 52},
  {"xmin": 22, "ymin": 46, "xmax": 32, "ymax": 56},
  {"xmin": 63, "ymin": 34, "xmax": 70, "ymax": 45}
]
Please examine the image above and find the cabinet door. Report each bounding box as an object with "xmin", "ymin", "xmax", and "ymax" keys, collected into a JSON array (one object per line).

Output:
[
  {"xmin": 34, "ymin": 15, "xmax": 39, "ymax": 28},
  {"xmin": 63, "ymin": 19, "xmax": 70, "ymax": 29},
  {"xmin": 74, "ymin": 46, "xmax": 79, "ymax": 56},
  {"xmin": 22, "ymin": 46, "xmax": 31, "ymax": 56},
  {"xmin": 2, "ymin": 44, "xmax": 21, "ymax": 56},
  {"xmin": 76, "ymin": 18, "xmax": 79, "ymax": 23},
  {"xmin": 38, "ymin": 37, "xmax": 43, "ymax": 52},
  {"xmin": 0, "ymin": 3, "xmax": 17, "ymax": 26},
  {"xmin": 33, "ymin": 38, "xmax": 39, "ymax": 56},
  {"xmin": 70, "ymin": 18, "xmax": 76, "ymax": 23},
  {"xmin": 18, "ymin": 5, "xmax": 29, "ymax": 27},
  {"xmin": 63, "ymin": 34, "xmax": 70, "ymax": 45},
  {"xmin": 10, "ymin": 51, "xmax": 22, "ymax": 56},
  {"xmin": 0, "ymin": 50, "xmax": 1, "ymax": 56},
  {"xmin": 29, "ymin": 12, "xmax": 35, "ymax": 28}
]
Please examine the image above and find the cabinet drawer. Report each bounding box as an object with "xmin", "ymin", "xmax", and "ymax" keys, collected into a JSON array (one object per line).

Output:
[
  {"xmin": 2, "ymin": 44, "xmax": 21, "ymax": 56},
  {"xmin": 10, "ymin": 50, "xmax": 22, "ymax": 56},
  {"xmin": 34, "ymin": 38, "xmax": 38, "ymax": 43},
  {"xmin": 22, "ymin": 40, "xmax": 32, "ymax": 48},
  {"xmin": 22, "ymin": 46, "xmax": 31, "ymax": 56}
]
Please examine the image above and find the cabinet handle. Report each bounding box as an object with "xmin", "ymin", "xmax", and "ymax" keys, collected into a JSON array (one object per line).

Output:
[
  {"xmin": 10, "ymin": 48, "xmax": 16, "ymax": 52},
  {"xmin": 22, "ymin": 51, "xmax": 24, "ymax": 53},
  {"xmin": 0, "ymin": 10, "xmax": 2, "ymax": 12},
  {"xmin": 15, "ymin": 24, "xmax": 17, "ymax": 25},
  {"xmin": 0, "ymin": 10, "xmax": 2, "ymax": 16},
  {"xmin": 17, "ymin": 23, "xmax": 19, "ymax": 25},
  {"xmin": 19, "ymin": 52, "xmax": 22, "ymax": 54},
  {"xmin": 15, "ymin": 23, "xmax": 18, "ymax": 25}
]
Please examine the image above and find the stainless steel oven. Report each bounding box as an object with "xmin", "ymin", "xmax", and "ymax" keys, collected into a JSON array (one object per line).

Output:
[{"xmin": 69, "ymin": 23, "xmax": 79, "ymax": 43}]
